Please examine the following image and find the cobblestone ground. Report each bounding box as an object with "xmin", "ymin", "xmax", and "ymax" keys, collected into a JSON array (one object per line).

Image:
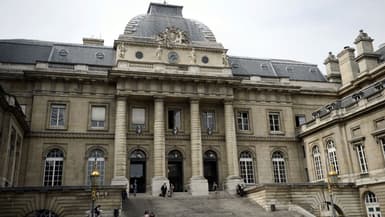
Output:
[{"xmin": 121, "ymin": 192, "xmax": 303, "ymax": 217}]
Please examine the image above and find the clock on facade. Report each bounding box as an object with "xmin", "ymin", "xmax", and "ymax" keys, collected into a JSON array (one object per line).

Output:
[{"xmin": 168, "ymin": 51, "xmax": 179, "ymax": 64}]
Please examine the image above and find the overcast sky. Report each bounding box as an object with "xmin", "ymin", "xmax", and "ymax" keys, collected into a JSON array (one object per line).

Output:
[{"xmin": 0, "ymin": 0, "xmax": 384, "ymax": 73}]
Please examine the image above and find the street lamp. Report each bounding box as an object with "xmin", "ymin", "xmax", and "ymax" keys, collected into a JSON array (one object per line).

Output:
[
  {"xmin": 327, "ymin": 167, "xmax": 338, "ymax": 217},
  {"xmin": 90, "ymin": 159, "xmax": 100, "ymax": 217}
]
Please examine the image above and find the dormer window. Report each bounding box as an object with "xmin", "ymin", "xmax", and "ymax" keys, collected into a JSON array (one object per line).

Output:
[
  {"xmin": 375, "ymin": 82, "xmax": 384, "ymax": 91},
  {"xmin": 309, "ymin": 68, "xmax": 317, "ymax": 73},
  {"xmin": 286, "ymin": 66, "xmax": 293, "ymax": 73},
  {"xmin": 261, "ymin": 64, "xmax": 268, "ymax": 70},
  {"xmin": 232, "ymin": 63, "xmax": 240, "ymax": 68},
  {"xmin": 352, "ymin": 92, "xmax": 363, "ymax": 101}
]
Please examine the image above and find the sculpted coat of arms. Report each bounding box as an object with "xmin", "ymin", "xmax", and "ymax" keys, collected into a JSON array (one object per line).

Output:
[{"xmin": 157, "ymin": 26, "xmax": 189, "ymax": 47}]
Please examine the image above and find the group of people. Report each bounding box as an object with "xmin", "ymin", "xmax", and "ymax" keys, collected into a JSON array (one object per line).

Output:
[
  {"xmin": 160, "ymin": 183, "xmax": 175, "ymax": 197},
  {"xmin": 143, "ymin": 210, "xmax": 155, "ymax": 217}
]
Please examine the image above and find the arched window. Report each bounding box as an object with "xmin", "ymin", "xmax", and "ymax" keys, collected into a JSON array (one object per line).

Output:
[
  {"xmin": 87, "ymin": 149, "xmax": 105, "ymax": 185},
  {"xmin": 365, "ymin": 192, "xmax": 382, "ymax": 217},
  {"xmin": 272, "ymin": 151, "xmax": 287, "ymax": 183},
  {"xmin": 168, "ymin": 150, "xmax": 183, "ymax": 161},
  {"xmin": 312, "ymin": 146, "xmax": 324, "ymax": 180},
  {"xmin": 43, "ymin": 149, "xmax": 64, "ymax": 186},
  {"xmin": 326, "ymin": 140, "xmax": 339, "ymax": 174},
  {"xmin": 239, "ymin": 151, "xmax": 255, "ymax": 184}
]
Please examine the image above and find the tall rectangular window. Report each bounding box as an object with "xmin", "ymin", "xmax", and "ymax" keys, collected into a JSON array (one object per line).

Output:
[
  {"xmin": 202, "ymin": 111, "xmax": 215, "ymax": 130},
  {"xmin": 295, "ymin": 115, "xmax": 306, "ymax": 127},
  {"xmin": 356, "ymin": 144, "xmax": 368, "ymax": 174},
  {"xmin": 132, "ymin": 108, "xmax": 146, "ymax": 129},
  {"xmin": 236, "ymin": 111, "xmax": 249, "ymax": 131},
  {"xmin": 91, "ymin": 106, "xmax": 106, "ymax": 128},
  {"xmin": 381, "ymin": 138, "xmax": 385, "ymax": 160},
  {"xmin": 269, "ymin": 112, "xmax": 281, "ymax": 132},
  {"xmin": 168, "ymin": 109, "xmax": 181, "ymax": 130},
  {"xmin": 50, "ymin": 104, "xmax": 66, "ymax": 128}
]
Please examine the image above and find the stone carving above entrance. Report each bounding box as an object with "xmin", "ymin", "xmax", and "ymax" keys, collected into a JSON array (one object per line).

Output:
[{"xmin": 156, "ymin": 26, "xmax": 189, "ymax": 47}]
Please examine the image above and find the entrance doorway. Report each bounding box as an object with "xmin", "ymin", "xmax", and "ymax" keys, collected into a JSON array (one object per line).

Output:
[
  {"xmin": 167, "ymin": 150, "xmax": 183, "ymax": 192},
  {"xmin": 204, "ymin": 150, "xmax": 218, "ymax": 191},
  {"xmin": 129, "ymin": 149, "xmax": 146, "ymax": 193}
]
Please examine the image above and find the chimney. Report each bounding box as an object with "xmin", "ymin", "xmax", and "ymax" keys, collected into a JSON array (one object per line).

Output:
[
  {"xmin": 337, "ymin": 46, "xmax": 359, "ymax": 86},
  {"xmin": 324, "ymin": 52, "xmax": 341, "ymax": 83},
  {"xmin": 82, "ymin": 37, "xmax": 104, "ymax": 46},
  {"xmin": 354, "ymin": 30, "xmax": 379, "ymax": 73}
]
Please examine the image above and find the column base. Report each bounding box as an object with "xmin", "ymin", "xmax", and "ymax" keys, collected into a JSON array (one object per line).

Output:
[
  {"xmin": 225, "ymin": 176, "xmax": 243, "ymax": 195},
  {"xmin": 189, "ymin": 176, "xmax": 208, "ymax": 196},
  {"xmin": 111, "ymin": 176, "xmax": 129, "ymax": 197},
  {"xmin": 152, "ymin": 176, "xmax": 169, "ymax": 196}
]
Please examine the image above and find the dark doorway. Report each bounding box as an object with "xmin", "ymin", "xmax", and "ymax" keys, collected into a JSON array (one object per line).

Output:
[
  {"xmin": 130, "ymin": 150, "xmax": 146, "ymax": 193},
  {"xmin": 204, "ymin": 150, "xmax": 218, "ymax": 191},
  {"xmin": 168, "ymin": 150, "xmax": 183, "ymax": 192}
]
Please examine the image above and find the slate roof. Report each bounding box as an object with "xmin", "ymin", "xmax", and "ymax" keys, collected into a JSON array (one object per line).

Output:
[
  {"xmin": 229, "ymin": 56, "xmax": 327, "ymax": 82},
  {"xmin": 311, "ymin": 78, "xmax": 385, "ymax": 119},
  {"xmin": 122, "ymin": 3, "xmax": 217, "ymax": 42},
  {"xmin": 0, "ymin": 39, "xmax": 115, "ymax": 66}
]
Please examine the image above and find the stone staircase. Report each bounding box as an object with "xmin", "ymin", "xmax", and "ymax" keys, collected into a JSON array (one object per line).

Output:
[{"xmin": 122, "ymin": 192, "xmax": 303, "ymax": 217}]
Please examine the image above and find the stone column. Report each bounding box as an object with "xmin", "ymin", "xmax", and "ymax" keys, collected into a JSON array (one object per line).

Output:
[
  {"xmin": 111, "ymin": 96, "xmax": 129, "ymax": 187},
  {"xmin": 224, "ymin": 100, "xmax": 243, "ymax": 194},
  {"xmin": 189, "ymin": 98, "xmax": 208, "ymax": 196},
  {"xmin": 152, "ymin": 97, "xmax": 169, "ymax": 196}
]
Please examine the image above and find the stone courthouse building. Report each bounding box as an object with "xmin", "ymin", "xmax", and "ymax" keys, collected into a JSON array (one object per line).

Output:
[{"xmin": 0, "ymin": 2, "xmax": 385, "ymax": 217}]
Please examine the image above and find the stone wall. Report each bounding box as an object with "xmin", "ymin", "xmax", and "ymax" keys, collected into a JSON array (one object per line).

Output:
[{"xmin": 0, "ymin": 186, "xmax": 124, "ymax": 217}]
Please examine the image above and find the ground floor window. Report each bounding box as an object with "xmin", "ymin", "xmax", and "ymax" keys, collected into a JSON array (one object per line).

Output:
[
  {"xmin": 365, "ymin": 191, "xmax": 382, "ymax": 217},
  {"xmin": 239, "ymin": 151, "xmax": 255, "ymax": 184}
]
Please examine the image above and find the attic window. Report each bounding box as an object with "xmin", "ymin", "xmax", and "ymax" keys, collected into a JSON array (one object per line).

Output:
[
  {"xmin": 59, "ymin": 49, "xmax": 69, "ymax": 57},
  {"xmin": 261, "ymin": 64, "xmax": 268, "ymax": 70},
  {"xmin": 375, "ymin": 82, "xmax": 384, "ymax": 91},
  {"xmin": 309, "ymin": 68, "xmax": 317, "ymax": 73},
  {"xmin": 96, "ymin": 52, "xmax": 105, "ymax": 59},
  {"xmin": 352, "ymin": 92, "xmax": 363, "ymax": 101},
  {"xmin": 231, "ymin": 63, "xmax": 240, "ymax": 68},
  {"xmin": 286, "ymin": 66, "xmax": 293, "ymax": 73}
]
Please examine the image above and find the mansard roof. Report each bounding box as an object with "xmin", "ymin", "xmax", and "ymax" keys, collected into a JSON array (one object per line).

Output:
[
  {"xmin": 229, "ymin": 56, "xmax": 327, "ymax": 82},
  {"xmin": 0, "ymin": 39, "xmax": 332, "ymax": 82},
  {"xmin": 0, "ymin": 39, "xmax": 115, "ymax": 66}
]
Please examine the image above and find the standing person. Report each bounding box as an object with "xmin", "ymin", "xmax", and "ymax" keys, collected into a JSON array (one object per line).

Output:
[
  {"xmin": 121, "ymin": 189, "xmax": 128, "ymax": 201},
  {"xmin": 212, "ymin": 181, "xmax": 218, "ymax": 192},
  {"xmin": 133, "ymin": 179, "xmax": 138, "ymax": 196},
  {"xmin": 144, "ymin": 210, "xmax": 150, "ymax": 217},
  {"xmin": 160, "ymin": 183, "xmax": 167, "ymax": 197},
  {"xmin": 149, "ymin": 211, "xmax": 155, "ymax": 217},
  {"xmin": 169, "ymin": 183, "xmax": 175, "ymax": 197}
]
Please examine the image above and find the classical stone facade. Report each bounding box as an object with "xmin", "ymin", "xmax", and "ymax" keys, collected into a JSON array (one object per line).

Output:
[{"xmin": 0, "ymin": 2, "xmax": 384, "ymax": 217}]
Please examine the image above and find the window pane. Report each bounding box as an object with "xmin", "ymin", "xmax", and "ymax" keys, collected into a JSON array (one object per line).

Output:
[
  {"xmin": 132, "ymin": 108, "xmax": 145, "ymax": 125},
  {"xmin": 92, "ymin": 106, "xmax": 106, "ymax": 121}
]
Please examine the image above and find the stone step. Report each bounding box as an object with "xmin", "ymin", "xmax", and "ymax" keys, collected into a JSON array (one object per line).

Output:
[{"xmin": 122, "ymin": 193, "xmax": 300, "ymax": 217}]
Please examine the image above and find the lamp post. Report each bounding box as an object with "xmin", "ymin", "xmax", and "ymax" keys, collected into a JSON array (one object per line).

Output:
[
  {"xmin": 90, "ymin": 159, "xmax": 100, "ymax": 217},
  {"xmin": 327, "ymin": 167, "xmax": 338, "ymax": 217}
]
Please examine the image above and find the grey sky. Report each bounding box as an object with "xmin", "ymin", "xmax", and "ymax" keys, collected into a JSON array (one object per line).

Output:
[{"xmin": 0, "ymin": 0, "xmax": 384, "ymax": 73}]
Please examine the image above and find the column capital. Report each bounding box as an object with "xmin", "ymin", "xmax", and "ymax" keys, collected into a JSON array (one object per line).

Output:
[
  {"xmin": 224, "ymin": 99, "xmax": 233, "ymax": 105},
  {"xmin": 190, "ymin": 97, "xmax": 200, "ymax": 104},
  {"xmin": 154, "ymin": 95, "xmax": 165, "ymax": 102},
  {"xmin": 116, "ymin": 96, "xmax": 127, "ymax": 101}
]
